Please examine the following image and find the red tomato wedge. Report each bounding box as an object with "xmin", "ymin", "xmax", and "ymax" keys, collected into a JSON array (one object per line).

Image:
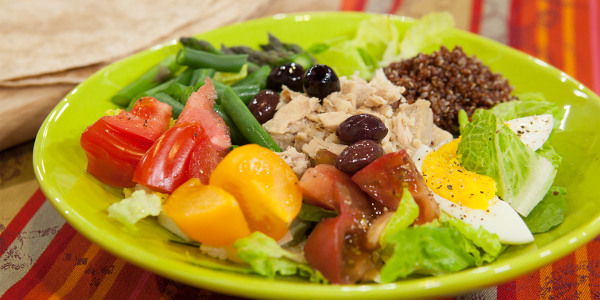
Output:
[
  {"xmin": 304, "ymin": 180, "xmax": 378, "ymax": 284},
  {"xmin": 133, "ymin": 124, "xmax": 206, "ymax": 193},
  {"xmin": 178, "ymin": 78, "xmax": 231, "ymax": 149},
  {"xmin": 80, "ymin": 97, "xmax": 172, "ymax": 187},
  {"xmin": 352, "ymin": 150, "xmax": 440, "ymax": 225},
  {"xmin": 133, "ymin": 79, "xmax": 231, "ymax": 193},
  {"xmin": 301, "ymin": 165, "xmax": 378, "ymax": 284}
]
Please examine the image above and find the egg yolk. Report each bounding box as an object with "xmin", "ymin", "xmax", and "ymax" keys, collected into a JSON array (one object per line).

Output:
[{"xmin": 421, "ymin": 138, "xmax": 497, "ymax": 210}]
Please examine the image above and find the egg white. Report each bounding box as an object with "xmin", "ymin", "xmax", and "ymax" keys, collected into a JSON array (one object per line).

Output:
[
  {"xmin": 412, "ymin": 145, "xmax": 534, "ymax": 244},
  {"xmin": 505, "ymin": 114, "xmax": 553, "ymax": 151}
]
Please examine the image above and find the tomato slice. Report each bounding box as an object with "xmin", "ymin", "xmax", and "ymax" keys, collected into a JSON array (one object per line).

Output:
[
  {"xmin": 132, "ymin": 79, "xmax": 231, "ymax": 193},
  {"xmin": 351, "ymin": 150, "xmax": 440, "ymax": 225},
  {"xmin": 304, "ymin": 181, "xmax": 378, "ymax": 284},
  {"xmin": 80, "ymin": 97, "xmax": 172, "ymax": 187},
  {"xmin": 133, "ymin": 124, "xmax": 206, "ymax": 193},
  {"xmin": 178, "ymin": 78, "xmax": 231, "ymax": 150}
]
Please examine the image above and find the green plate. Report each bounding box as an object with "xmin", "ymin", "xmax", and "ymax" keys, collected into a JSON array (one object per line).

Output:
[{"xmin": 33, "ymin": 12, "xmax": 600, "ymax": 299}]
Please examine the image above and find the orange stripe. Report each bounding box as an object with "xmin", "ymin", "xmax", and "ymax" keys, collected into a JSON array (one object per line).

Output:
[
  {"xmin": 89, "ymin": 258, "xmax": 127, "ymax": 300},
  {"xmin": 46, "ymin": 244, "xmax": 101, "ymax": 300},
  {"xmin": 574, "ymin": 0, "xmax": 594, "ymax": 88},
  {"xmin": 535, "ymin": 0, "xmax": 549, "ymax": 61},
  {"xmin": 21, "ymin": 232, "xmax": 93, "ymax": 299},
  {"xmin": 562, "ymin": 0, "xmax": 576, "ymax": 76},
  {"xmin": 539, "ymin": 264, "xmax": 553, "ymax": 300},
  {"xmin": 515, "ymin": 271, "xmax": 539, "ymax": 299},
  {"xmin": 575, "ymin": 246, "xmax": 591, "ymax": 300}
]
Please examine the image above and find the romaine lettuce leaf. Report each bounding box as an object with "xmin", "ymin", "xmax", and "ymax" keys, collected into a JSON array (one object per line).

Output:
[
  {"xmin": 380, "ymin": 188, "xmax": 419, "ymax": 247},
  {"xmin": 378, "ymin": 192, "xmax": 502, "ymax": 283},
  {"xmin": 107, "ymin": 189, "xmax": 162, "ymax": 225},
  {"xmin": 457, "ymin": 109, "xmax": 556, "ymax": 216},
  {"xmin": 310, "ymin": 12, "xmax": 453, "ymax": 80},
  {"xmin": 234, "ymin": 232, "xmax": 327, "ymax": 283},
  {"xmin": 380, "ymin": 11, "xmax": 454, "ymax": 66},
  {"xmin": 380, "ymin": 224, "xmax": 476, "ymax": 282},
  {"xmin": 523, "ymin": 186, "xmax": 567, "ymax": 233},
  {"xmin": 490, "ymin": 93, "xmax": 565, "ymax": 130}
]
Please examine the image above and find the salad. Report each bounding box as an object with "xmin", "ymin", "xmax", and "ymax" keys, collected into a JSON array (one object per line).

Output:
[{"xmin": 79, "ymin": 13, "xmax": 567, "ymax": 285}]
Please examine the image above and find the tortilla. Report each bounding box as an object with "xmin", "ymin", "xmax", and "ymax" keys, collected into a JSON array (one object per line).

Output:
[{"xmin": 0, "ymin": 0, "xmax": 271, "ymax": 82}]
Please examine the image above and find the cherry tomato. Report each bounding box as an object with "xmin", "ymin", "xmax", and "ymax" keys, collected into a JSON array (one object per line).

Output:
[{"xmin": 80, "ymin": 97, "xmax": 172, "ymax": 187}]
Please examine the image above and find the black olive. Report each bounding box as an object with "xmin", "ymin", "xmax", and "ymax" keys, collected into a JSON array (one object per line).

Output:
[
  {"xmin": 248, "ymin": 89, "xmax": 279, "ymax": 124},
  {"xmin": 303, "ymin": 64, "xmax": 340, "ymax": 100},
  {"xmin": 336, "ymin": 114, "xmax": 388, "ymax": 144},
  {"xmin": 335, "ymin": 140, "xmax": 384, "ymax": 174},
  {"xmin": 266, "ymin": 63, "xmax": 304, "ymax": 92}
]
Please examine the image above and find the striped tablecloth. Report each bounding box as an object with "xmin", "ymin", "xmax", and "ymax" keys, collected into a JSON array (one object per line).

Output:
[{"xmin": 1, "ymin": 0, "xmax": 599, "ymax": 299}]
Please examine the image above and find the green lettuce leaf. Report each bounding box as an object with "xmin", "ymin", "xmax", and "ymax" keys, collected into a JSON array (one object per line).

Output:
[
  {"xmin": 311, "ymin": 12, "xmax": 453, "ymax": 80},
  {"xmin": 439, "ymin": 214, "xmax": 503, "ymax": 265},
  {"xmin": 107, "ymin": 189, "xmax": 162, "ymax": 225},
  {"xmin": 490, "ymin": 93, "xmax": 565, "ymax": 130},
  {"xmin": 380, "ymin": 188, "xmax": 420, "ymax": 247},
  {"xmin": 378, "ymin": 192, "xmax": 502, "ymax": 282},
  {"xmin": 457, "ymin": 109, "xmax": 557, "ymax": 216},
  {"xmin": 380, "ymin": 11, "xmax": 454, "ymax": 66},
  {"xmin": 379, "ymin": 224, "xmax": 476, "ymax": 282},
  {"xmin": 234, "ymin": 232, "xmax": 327, "ymax": 283},
  {"xmin": 297, "ymin": 203, "xmax": 337, "ymax": 222},
  {"xmin": 523, "ymin": 186, "xmax": 567, "ymax": 233}
]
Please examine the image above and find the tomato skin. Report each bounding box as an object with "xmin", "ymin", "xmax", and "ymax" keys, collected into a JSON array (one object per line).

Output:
[
  {"xmin": 352, "ymin": 150, "xmax": 439, "ymax": 225},
  {"xmin": 300, "ymin": 165, "xmax": 378, "ymax": 284},
  {"xmin": 304, "ymin": 181, "xmax": 378, "ymax": 284},
  {"xmin": 80, "ymin": 97, "xmax": 171, "ymax": 187},
  {"xmin": 133, "ymin": 124, "xmax": 205, "ymax": 194},
  {"xmin": 132, "ymin": 79, "xmax": 231, "ymax": 192},
  {"xmin": 178, "ymin": 78, "xmax": 231, "ymax": 149}
]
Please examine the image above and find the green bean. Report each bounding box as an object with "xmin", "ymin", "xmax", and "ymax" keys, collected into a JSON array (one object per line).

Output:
[
  {"xmin": 132, "ymin": 78, "xmax": 175, "ymax": 102},
  {"xmin": 111, "ymin": 55, "xmax": 180, "ymax": 107},
  {"xmin": 176, "ymin": 47, "xmax": 248, "ymax": 73},
  {"xmin": 190, "ymin": 68, "xmax": 216, "ymax": 88},
  {"xmin": 232, "ymin": 65, "xmax": 270, "ymax": 90},
  {"xmin": 220, "ymin": 87, "xmax": 281, "ymax": 152},
  {"xmin": 154, "ymin": 92, "xmax": 184, "ymax": 118},
  {"xmin": 172, "ymin": 68, "xmax": 195, "ymax": 85},
  {"xmin": 213, "ymin": 104, "xmax": 248, "ymax": 146},
  {"xmin": 232, "ymin": 85, "xmax": 261, "ymax": 105}
]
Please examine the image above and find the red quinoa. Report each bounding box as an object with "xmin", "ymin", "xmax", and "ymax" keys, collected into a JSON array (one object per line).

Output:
[{"xmin": 383, "ymin": 46, "xmax": 516, "ymax": 134}]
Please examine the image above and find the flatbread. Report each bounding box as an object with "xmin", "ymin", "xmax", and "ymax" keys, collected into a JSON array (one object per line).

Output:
[
  {"xmin": 0, "ymin": 64, "xmax": 105, "ymax": 87},
  {"xmin": 0, "ymin": 0, "xmax": 271, "ymax": 82}
]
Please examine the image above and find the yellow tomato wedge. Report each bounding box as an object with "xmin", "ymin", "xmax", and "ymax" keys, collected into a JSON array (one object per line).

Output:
[
  {"xmin": 209, "ymin": 144, "xmax": 302, "ymax": 240},
  {"xmin": 163, "ymin": 178, "xmax": 251, "ymax": 246}
]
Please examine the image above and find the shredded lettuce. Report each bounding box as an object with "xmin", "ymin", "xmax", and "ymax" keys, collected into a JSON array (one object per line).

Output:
[
  {"xmin": 457, "ymin": 109, "xmax": 557, "ymax": 216},
  {"xmin": 523, "ymin": 186, "xmax": 567, "ymax": 233},
  {"xmin": 234, "ymin": 232, "xmax": 328, "ymax": 283},
  {"xmin": 107, "ymin": 189, "xmax": 162, "ymax": 225}
]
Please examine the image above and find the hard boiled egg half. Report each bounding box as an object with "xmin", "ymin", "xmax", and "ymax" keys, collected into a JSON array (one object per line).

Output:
[{"xmin": 412, "ymin": 114, "xmax": 554, "ymax": 244}]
